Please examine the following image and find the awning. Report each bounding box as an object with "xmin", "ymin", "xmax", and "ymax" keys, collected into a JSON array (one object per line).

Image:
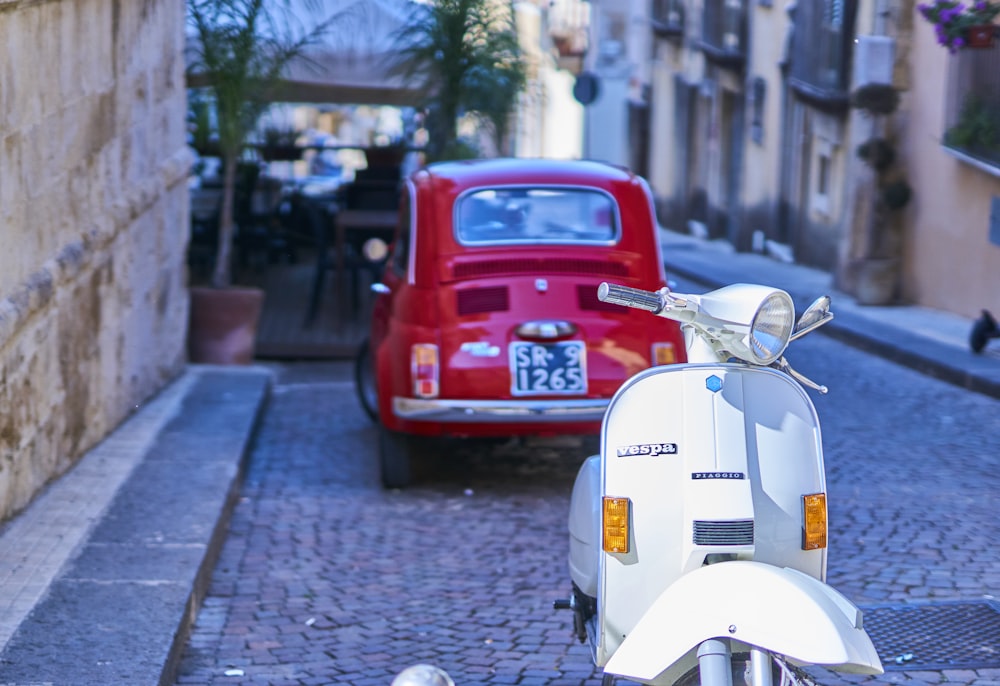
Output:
[{"xmin": 186, "ymin": 0, "xmax": 427, "ymax": 107}]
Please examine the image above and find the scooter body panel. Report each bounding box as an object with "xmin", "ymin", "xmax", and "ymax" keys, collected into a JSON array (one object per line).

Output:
[
  {"xmin": 603, "ymin": 561, "xmax": 883, "ymax": 684},
  {"xmin": 578, "ymin": 363, "xmax": 828, "ymax": 665},
  {"xmin": 568, "ymin": 454, "xmax": 602, "ymax": 597}
]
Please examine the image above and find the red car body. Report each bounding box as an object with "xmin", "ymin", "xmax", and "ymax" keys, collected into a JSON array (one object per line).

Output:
[{"xmin": 363, "ymin": 158, "xmax": 686, "ymax": 485}]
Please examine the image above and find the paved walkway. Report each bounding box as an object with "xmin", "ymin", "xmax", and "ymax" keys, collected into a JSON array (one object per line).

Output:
[{"xmin": 0, "ymin": 230, "xmax": 996, "ymax": 684}]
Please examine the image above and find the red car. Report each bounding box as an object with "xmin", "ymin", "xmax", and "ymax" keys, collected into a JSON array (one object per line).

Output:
[{"xmin": 355, "ymin": 158, "xmax": 686, "ymax": 488}]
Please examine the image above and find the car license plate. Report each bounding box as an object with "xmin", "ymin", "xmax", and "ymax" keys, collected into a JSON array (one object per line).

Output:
[{"xmin": 509, "ymin": 341, "xmax": 587, "ymax": 396}]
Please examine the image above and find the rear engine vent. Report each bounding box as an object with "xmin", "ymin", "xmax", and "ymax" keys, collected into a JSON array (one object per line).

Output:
[
  {"xmin": 577, "ymin": 284, "xmax": 627, "ymax": 312},
  {"xmin": 457, "ymin": 286, "xmax": 509, "ymax": 316},
  {"xmin": 693, "ymin": 520, "xmax": 754, "ymax": 546},
  {"xmin": 453, "ymin": 258, "xmax": 629, "ymax": 280}
]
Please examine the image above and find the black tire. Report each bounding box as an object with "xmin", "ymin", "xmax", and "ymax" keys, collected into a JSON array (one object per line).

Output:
[
  {"xmin": 354, "ymin": 337, "xmax": 379, "ymax": 422},
  {"xmin": 378, "ymin": 426, "xmax": 413, "ymax": 489}
]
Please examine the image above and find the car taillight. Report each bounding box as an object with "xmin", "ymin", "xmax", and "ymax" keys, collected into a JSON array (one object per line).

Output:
[
  {"xmin": 652, "ymin": 342, "xmax": 677, "ymax": 366},
  {"xmin": 411, "ymin": 344, "xmax": 439, "ymax": 398}
]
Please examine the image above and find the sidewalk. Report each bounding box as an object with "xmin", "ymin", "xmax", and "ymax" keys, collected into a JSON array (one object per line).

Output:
[
  {"xmin": 660, "ymin": 229, "xmax": 1000, "ymax": 400},
  {"xmin": 0, "ymin": 366, "xmax": 271, "ymax": 685},
  {"xmin": 0, "ymin": 234, "xmax": 997, "ymax": 685}
]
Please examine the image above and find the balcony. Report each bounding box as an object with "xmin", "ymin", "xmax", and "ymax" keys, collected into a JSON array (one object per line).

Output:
[
  {"xmin": 547, "ymin": 0, "xmax": 589, "ymax": 72},
  {"xmin": 699, "ymin": 0, "xmax": 747, "ymax": 68},
  {"xmin": 943, "ymin": 45, "xmax": 1000, "ymax": 171},
  {"xmin": 652, "ymin": 0, "xmax": 685, "ymax": 38},
  {"xmin": 787, "ymin": 0, "xmax": 857, "ymax": 111}
]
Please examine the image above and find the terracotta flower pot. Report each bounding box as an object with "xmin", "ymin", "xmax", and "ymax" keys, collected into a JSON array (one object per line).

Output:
[
  {"xmin": 188, "ymin": 286, "xmax": 265, "ymax": 364},
  {"xmin": 966, "ymin": 24, "xmax": 996, "ymax": 48},
  {"xmin": 852, "ymin": 258, "xmax": 900, "ymax": 306}
]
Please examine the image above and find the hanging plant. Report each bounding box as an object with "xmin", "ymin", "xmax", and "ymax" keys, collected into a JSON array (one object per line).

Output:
[
  {"xmin": 850, "ymin": 83, "xmax": 901, "ymax": 116},
  {"xmin": 857, "ymin": 137, "xmax": 897, "ymax": 171},
  {"xmin": 944, "ymin": 95, "xmax": 1000, "ymax": 158},
  {"xmin": 881, "ymin": 178, "xmax": 913, "ymax": 211}
]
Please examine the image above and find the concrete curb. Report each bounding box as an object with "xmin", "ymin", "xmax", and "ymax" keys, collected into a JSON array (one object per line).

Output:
[{"xmin": 0, "ymin": 365, "xmax": 272, "ymax": 686}]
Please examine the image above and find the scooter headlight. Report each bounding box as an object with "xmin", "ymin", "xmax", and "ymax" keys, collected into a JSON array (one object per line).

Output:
[{"xmin": 748, "ymin": 291, "xmax": 795, "ymax": 365}]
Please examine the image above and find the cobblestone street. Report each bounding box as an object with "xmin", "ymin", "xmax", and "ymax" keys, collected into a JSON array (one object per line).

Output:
[{"xmin": 174, "ymin": 329, "xmax": 1000, "ymax": 685}]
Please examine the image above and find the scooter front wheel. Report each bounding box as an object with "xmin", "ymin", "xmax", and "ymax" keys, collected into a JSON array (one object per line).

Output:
[{"xmin": 671, "ymin": 652, "xmax": 812, "ymax": 686}]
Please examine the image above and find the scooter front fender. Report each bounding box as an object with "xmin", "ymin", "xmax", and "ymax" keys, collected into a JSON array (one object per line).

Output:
[{"xmin": 603, "ymin": 561, "xmax": 883, "ymax": 683}]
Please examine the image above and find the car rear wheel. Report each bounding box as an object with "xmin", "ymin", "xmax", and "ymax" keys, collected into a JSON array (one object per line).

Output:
[
  {"xmin": 378, "ymin": 426, "xmax": 414, "ymax": 489},
  {"xmin": 354, "ymin": 338, "xmax": 379, "ymax": 422}
]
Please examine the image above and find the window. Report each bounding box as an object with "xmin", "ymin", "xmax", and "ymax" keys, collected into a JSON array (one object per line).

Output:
[
  {"xmin": 455, "ymin": 187, "xmax": 619, "ymax": 245},
  {"xmin": 944, "ymin": 46, "xmax": 1000, "ymax": 168},
  {"xmin": 389, "ymin": 188, "xmax": 412, "ymax": 277},
  {"xmin": 787, "ymin": 0, "xmax": 857, "ymax": 107},
  {"xmin": 652, "ymin": 0, "xmax": 684, "ymax": 36},
  {"xmin": 750, "ymin": 77, "xmax": 766, "ymax": 144},
  {"xmin": 813, "ymin": 153, "xmax": 832, "ymax": 215}
]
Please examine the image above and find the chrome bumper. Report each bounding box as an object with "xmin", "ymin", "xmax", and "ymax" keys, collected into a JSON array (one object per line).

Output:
[{"xmin": 392, "ymin": 396, "xmax": 610, "ymax": 423}]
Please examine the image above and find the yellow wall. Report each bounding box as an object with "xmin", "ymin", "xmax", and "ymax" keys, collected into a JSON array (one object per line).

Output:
[
  {"xmin": 742, "ymin": 3, "xmax": 788, "ymax": 212},
  {"xmin": 904, "ymin": 13, "xmax": 1000, "ymax": 317}
]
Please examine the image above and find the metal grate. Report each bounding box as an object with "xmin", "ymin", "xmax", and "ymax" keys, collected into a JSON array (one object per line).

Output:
[
  {"xmin": 860, "ymin": 600, "xmax": 1000, "ymax": 671},
  {"xmin": 456, "ymin": 286, "xmax": 509, "ymax": 315},
  {"xmin": 692, "ymin": 519, "xmax": 754, "ymax": 546}
]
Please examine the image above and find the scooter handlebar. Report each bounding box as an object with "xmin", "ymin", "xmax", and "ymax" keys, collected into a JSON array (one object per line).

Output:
[{"xmin": 598, "ymin": 282, "xmax": 664, "ymax": 313}]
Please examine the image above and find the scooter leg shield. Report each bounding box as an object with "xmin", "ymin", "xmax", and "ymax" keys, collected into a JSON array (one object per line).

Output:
[{"xmin": 603, "ymin": 561, "xmax": 883, "ymax": 683}]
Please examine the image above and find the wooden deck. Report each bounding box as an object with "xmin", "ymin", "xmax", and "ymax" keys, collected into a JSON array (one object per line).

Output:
[{"xmin": 237, "ymin": 250, "xmax": 372, "ymax": 360}]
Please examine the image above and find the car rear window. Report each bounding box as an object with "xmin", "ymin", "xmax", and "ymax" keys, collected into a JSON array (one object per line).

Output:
[{"xmin": 455, "ymin": 187, "xmax": 619, "ymax": 245}]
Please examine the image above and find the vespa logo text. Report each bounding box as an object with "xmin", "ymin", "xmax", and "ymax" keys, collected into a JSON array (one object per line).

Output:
[
  {"xmin": 617, "ymin": 443, "xmax": 678, "ymax": 457},
  {"xmin": 692, "ymin": 472, "xmax": 745, "ymax": 480}
]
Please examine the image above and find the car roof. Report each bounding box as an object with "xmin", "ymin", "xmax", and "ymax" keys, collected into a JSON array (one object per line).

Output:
[{"xmin": 412, "ymin": 157, "xmax": 639, "ymax": 191}]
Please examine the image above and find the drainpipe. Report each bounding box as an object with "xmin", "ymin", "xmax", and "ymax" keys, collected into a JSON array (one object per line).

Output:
[{"xmin": 873, "ymin": 0, "xmax": 890, "ymax": 36}]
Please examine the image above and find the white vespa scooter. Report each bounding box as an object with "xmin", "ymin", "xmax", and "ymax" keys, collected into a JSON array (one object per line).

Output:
[{"xmin": 556, "ymin": 281, "xmax": 883, "ymax": 686}]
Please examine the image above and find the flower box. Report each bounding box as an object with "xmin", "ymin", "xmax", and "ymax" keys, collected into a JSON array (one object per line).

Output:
[{"xmin": 918, "ymin": 1, "xmax": 1000, "ymax": 52}]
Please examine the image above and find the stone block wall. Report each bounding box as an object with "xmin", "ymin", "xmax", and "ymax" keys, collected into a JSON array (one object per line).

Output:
[{"xmin": 0, "ymin": 0, "xmax": 190, "ymax": 521}]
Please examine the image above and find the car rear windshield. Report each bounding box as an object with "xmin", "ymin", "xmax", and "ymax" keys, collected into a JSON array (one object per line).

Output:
[{"xmin": 455, "ymin": 187, "xmax": 619, "ymax": 245}]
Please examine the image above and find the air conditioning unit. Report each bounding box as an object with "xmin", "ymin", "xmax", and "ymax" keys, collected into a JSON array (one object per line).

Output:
[{"xmin": 853, "ymin": 35, "xmax": 895, "ymax": 87}]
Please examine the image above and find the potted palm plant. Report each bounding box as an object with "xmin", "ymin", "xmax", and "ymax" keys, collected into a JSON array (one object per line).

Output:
[
  {"xmin": 388, "ymin": 0, "xmax": 526, "ymax": 161},
  {"xmin": 185, "ymin": 0, "xmax": 332, "ymax": 363}
]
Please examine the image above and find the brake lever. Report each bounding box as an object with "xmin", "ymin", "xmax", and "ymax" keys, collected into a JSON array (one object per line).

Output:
[{"xmin": 775, "ymin": 357, "xmax": 828, "ymax": 394}]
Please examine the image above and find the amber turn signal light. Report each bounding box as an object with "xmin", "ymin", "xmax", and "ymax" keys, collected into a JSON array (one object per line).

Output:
[
  {"xmin": 652, "ymin": 342, "xmax": 677, "ymax": 366},
  {"xmin": 802, "ymin": 493, "xmax": 827, "ymax": 550},
  {"xmin": 602, "ymin": 496, "xmax": 630, "ymax": 553}
]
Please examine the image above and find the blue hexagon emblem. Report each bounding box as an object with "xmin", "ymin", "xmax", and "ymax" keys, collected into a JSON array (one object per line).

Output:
[{"xmin": 706, "ymin": 375, "xmax": 723, "ymax": 392}]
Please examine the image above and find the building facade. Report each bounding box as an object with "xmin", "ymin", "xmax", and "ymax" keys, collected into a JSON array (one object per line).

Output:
[
  {"xmin": 576, "ymin": 0, "xmax": 1000, "ymax": 319},
  {"xmin": 0, "ymin": 0, "xmax": 190, "ymax": 522},
  {"xmin": 903, "ymin": 5, "xmax": 1000, "ymax": 317}
]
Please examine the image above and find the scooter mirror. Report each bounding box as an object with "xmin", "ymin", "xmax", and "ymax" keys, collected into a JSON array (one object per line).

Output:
[{"xmin": 791, "ymin": 295, "xmax": 833, "ymax": 341}]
